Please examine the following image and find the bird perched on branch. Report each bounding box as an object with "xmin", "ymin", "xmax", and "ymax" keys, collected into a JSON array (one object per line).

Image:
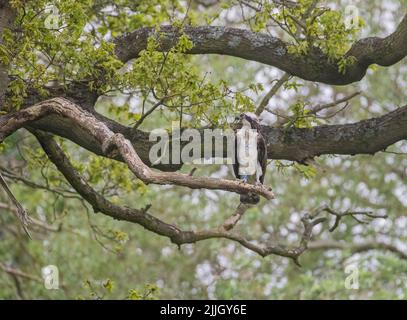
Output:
[{"xmin": 233, "ymin": 112, "xmax": 268, "ymax": 204}]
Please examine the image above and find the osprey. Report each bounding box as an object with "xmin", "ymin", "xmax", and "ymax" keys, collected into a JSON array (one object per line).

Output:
[{"xmin": 233, "ymin": 112, "xmax": 268, "ymax": 204}]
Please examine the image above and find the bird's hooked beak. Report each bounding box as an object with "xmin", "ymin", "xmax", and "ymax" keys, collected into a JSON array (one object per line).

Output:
[{"xmin": 234, "ymin": 113, "xmax": 244, "ymax": 122}]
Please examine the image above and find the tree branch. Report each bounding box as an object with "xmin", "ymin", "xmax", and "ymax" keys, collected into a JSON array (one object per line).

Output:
[
  {"xmin": 308, "ymin": 240, "xmax": 407, "ymax": 260},
  {"xmin": 0, "ymin": 97, "xmax": 274, "ymax": 199},
  {"xmin": 0, "ymin": 1, "xmax": 16, "ymax": 110},
  {"xmin": 255, "ymin": 72, "xmax": 291, "ymax": 116},
  {"xmin": 0, "ymin": 262, "xmax": 43, "ymax": 283},
  {"xmin": 33, "ymin": 131, "xmax": 324, "ymax": 262},
  {"xmin": 1, "ymin": 99, "xmax": 406, "ymax": 169},
  {"xmin": 310, "ymin": 91, "xmax": 361, "ymax": 115},
  {"xmin": 0, "ymin": 172, "xmax": 31, "ymax": 237},
  {"xmin": 320, "ymin": 206, "xmax": 387, "ymax": 232},
  {"xmin": 221, "ymin": 203, "xmax": 251, "ymax": 231},
  {"xmin": 103, "ymin": 132, "xmax": 273, "ymax": 200},
  {"xmin": 114, "ymin": 15, "xmax": 407, "ymax": 85},
  {"xmin": 0, "ymin": 202, "xmax": 60, "ymax": 232},
  {"xmin": 262, "ymin": 104, "xmax": 407, "ymax": 162}
]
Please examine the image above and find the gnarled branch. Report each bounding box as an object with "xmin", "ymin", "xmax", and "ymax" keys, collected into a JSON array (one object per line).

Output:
[
  {"xmin": 1, "ymin": 129, "xmax": 395, "ymax": 263},
  {"xmin": 0, "ymin": 97, "xmax": 274, "ymax": 200},
  {"xmin": 31, "ymin": 131, "xmax": 328, "ymax": 262},
  {"xmin": 114, "ymin": 15, "xmax": 407, "ymax": 85}
]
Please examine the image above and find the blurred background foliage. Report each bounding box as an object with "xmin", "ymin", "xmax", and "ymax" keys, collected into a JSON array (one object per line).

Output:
[{"xmin": 0, "ymin": 0, "xmax": 406, "ymax": 299}]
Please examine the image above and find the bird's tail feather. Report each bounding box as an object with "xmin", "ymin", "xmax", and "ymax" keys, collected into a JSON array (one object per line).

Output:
[{"xmin": 240, "ymin": 193, "xmax": 260, "ymax": 204}]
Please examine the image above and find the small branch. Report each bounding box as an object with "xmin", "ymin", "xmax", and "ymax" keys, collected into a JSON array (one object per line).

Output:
[
  {"xmin": 391, "ymin": 167, "xmax": 407, "ymax": 180},
  {"xmin": 321, "ymin": 206, "xmax": 387, "ymax": 232},
  {"xmin": 310, "ymin": 91, "xmax": 361, "ymax": 115},
  {"xmin": 188, "ymin": 167, "xmax": 197, "ymax": 176},
  {"xmin": 221, "ymin": 203, "xmax": 251, "ymax": 231},
  {"xmin": 0, "ymin": 262, "xmax": 43, "ymax": 283},
  {"xmin": 133, "ymin": 95, "xmax": 175, "ymax": 129},
  {"xmin": 0, "ymin": 172, "xmax": 31, "ymax": 238},
  {"xmin": 0, "ymin": 165, "xmax": 79, "ymax": 199},
  {"xmin": 0, "ymin": 202, "xmax": 60, "ymax": 232},
  {"xmin": 255, "ymin": 73, "xmax": 291, "ymax": 116},
  {"xmin": 308, "ymin": 240, "xmax": 407, "ymax": 260}
]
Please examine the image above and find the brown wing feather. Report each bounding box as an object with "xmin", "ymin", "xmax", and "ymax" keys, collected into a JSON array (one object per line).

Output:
[
  {"xmin": 257, "ymin": 131, "xmax": 268, "ymax": 184},
  {"xmin": 232, "ymin": 132, "xmax": 240, "ymax": 179}
]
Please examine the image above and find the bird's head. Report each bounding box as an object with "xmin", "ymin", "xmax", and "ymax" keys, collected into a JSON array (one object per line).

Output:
[{"xmin": 236, "ymin": 112, "xmax": 260, "ymax": 128}]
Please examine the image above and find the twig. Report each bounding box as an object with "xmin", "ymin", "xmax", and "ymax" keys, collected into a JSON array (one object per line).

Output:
[
  {"xmin": 269, "ymin": 91, "xmax": 361, "ymax": 127},
  {"xmin": 255, "ymin": 73, "xmax": 291, "ymax": 116},
  {"xmin": 134, "ymin": 95, "xmax": 176, "ymax": 129},
  {"xmin": 321, "ymin": 206, "xmax": 387, "ymax": 232},
  {"xmin": 0, "ymin": 165, "xmax": 79, "ymax": 199},
  {"xmin": 0, "ymin": 262, "xmax": 42, "ymax": 282},
  {"xmin": 308, "ymin": 240, "xmax": 407, "ymax": 260},
  {"xmin": 0, "ymin": 172, "xmax": 31, "ymax": 238},
  {"xmin": 310, "ymin": 91, "xmax": 361, "ymax": 115},
  {"xmin": 0, "ymin": 202, "xmax": 60, "ymax": 232},
  {"xmin": 221, "ymin": 203, "xmax": 251, "ymax": 231}
]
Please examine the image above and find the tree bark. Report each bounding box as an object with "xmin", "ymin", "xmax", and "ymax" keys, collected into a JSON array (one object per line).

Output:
[
  {"xmin": 0, "ymin": 1, "xmax": 15, "ymax": 110},
  {"xmin": 114, "ymin": 15, "xmax": 407, "ymax": 85},
  {"xmin": 7, "ymin": 103, "xmax": 405, "ymax": 169}
]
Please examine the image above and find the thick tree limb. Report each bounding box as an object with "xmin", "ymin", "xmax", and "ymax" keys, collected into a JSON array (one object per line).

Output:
[
  {"xmin": 262, "ymin": 104, "xmax": 407, "ymax": 162},
  {"xmin": 0, "ymin": 97, "xmax": 274, "ymax": 199},
  {"xmin": 0, "ymin": 1, "xmax": 16, "ymax": 110},
  {"xmin": 114, "ymin": 15, "xmax": 407, "ymax": 85},
  {"xmin": 12, "ymin": 100, "xmax": 407, "ymax": 167},
  {"xmin": 1, "ymin": 98, "xmax": 406, "ymax": 170}
]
